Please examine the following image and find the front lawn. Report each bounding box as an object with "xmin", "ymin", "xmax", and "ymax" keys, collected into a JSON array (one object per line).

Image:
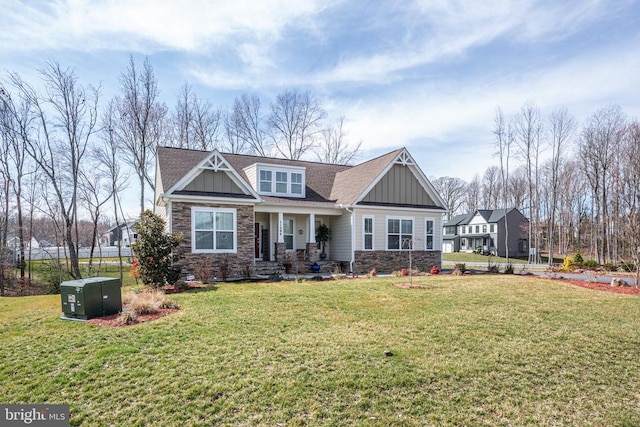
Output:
[{"xmin": 1, "ymin": 276, "xmax": 639, "ymax": 426}]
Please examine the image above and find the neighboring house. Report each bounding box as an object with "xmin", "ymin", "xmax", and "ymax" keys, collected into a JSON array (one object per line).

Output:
[
  {"xmin": 154, "ymin": 146, "xmax": 447, "ymax": 276},
  {"xmin": 99, "ymin": 222, "xmax": 138, "ymax": 247},
  {"xmin": 442, "ymin": 208, "xmax": 529, "ymax": 258},
  {"xmin": 7, "ymin": 236, "xmax": 41, "ymax": 251}
]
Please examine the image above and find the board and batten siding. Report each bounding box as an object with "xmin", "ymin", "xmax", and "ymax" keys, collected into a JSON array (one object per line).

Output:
[
  {"xmin": 183, "ymin": 170, "xmax": 244, "ymax": 194},
  {"xmin": 360, "ymin": 164, "xmax": 435, "ymax": 206},
  {"xmin": 353, "ymin": 207, "xmax": 442, "ymax": 251}
]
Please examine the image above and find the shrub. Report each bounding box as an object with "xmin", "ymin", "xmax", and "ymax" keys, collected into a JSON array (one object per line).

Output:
[
  {"xmin": 504, "ymin": 263, "xmax": 514, "ymax": 274},
  {"xmin": 116, "ymin": 311, "xmax": 138, "ymax": 326},
  {"xmin": 173, "ymin": 280, "xmax": 188, "ymax": 293},
  {"xmin": 621, "ymin": 262, "xmax": 636, "ymax": 272},
  {"xmin": 560, "ymin": 256, "xmax": 573, "ymax": 272},
  {"xmin": 123, "ymin": 289, "xmax": 180, "ymax": 315},
  {"xmin": 129, "ymin": 296, "xmax": 159, "ymax": 315},
  {"xmin": 193, "ymin": 258, "xmax": 213, "ymax": 284},
  {"xmin": 452, "ymin": 263, "xmax": 466, "ymax": 276},
  {"xmin": 218, "ymin": 255, "xmax": 230, "ymax": 281},
  {"xmin": 602, "ymin": 263, "xmax": 617, "ymax": 272},
  {"xmin": 242, "ymin": 261, "xmax": 253, "ymax": 279},
  {"xmin": 572, "ymin": 252, "xmax": 584, "ymax": 264},
  {"xmin": 583, "ymin": 259, "xmax": 598, "ymax": 268},
  {"xmin": 131, "ymin": 210, "xmax": 182, "ymax": 288},
  {"xmin": 430, "ymin": 265, "xmax": 441, "ymax": 275}
]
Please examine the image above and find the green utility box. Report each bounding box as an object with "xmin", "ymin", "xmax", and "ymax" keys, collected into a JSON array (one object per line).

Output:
[{"xmin": 60, "ymin": 277, "xmax": 122, "ymax": 321}]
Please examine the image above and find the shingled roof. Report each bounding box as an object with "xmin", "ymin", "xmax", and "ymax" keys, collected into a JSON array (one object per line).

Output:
[
  {"xmin": 156, "ymin": 146, "xmax": 439, "ymax": 208},
  {"xmin": 330, "ymin": 148, "xmax": 404, "ymax": 205}
]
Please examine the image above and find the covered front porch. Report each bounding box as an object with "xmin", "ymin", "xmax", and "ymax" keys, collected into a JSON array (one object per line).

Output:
[
  {"xmin": 253, "ymin": 207, "xmax": 347, "ymax": 265},
  {"xmin": 460, "ymin": 234, "xmax": 495, "ymax": 255}
]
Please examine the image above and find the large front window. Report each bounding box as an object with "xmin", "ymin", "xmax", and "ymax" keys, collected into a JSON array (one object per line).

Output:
[
  {"xmin": 388, "ymin": 217, "xmax": 413, "ymax": 250},
  {"xmin": 192, "ymin": 208, "xmax": 236, "ymax": 253}
]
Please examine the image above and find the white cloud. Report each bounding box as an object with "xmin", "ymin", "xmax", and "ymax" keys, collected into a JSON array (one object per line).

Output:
[
  {"xmin": 338, "ymin": 36, "xmax": 640, "ymax": 178},
  {"xmin": 0, "ymin": 0, "xmax": 323, "ymax": 53}
]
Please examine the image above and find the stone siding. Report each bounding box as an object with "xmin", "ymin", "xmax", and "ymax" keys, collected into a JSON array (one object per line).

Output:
[
  {"xmin": 171, "ymin": 201, "xmax": 254, "ymax": 279},
  {"xmin": 354, "ymin": 250, "xmax": 441, "ymax": 274}
]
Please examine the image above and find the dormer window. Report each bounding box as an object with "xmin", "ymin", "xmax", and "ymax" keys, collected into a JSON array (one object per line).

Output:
[
  {"xmin": 276, "ymin": 172, "xmax": 287, "ymax": 193},
  {"xmin": 291, "ymin": 173, "xmax": 303, "ymax": 195},
  {"xmin": 245, "ymin": 163, "xmax": 306, "ymax": 198},
  {"xmin": 259, "ymin": 170, "xmax": 272, "ymax": 192}
]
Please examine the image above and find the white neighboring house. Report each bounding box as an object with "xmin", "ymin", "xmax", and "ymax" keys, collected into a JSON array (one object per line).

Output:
[{"xmin": 98, "ymin": 221, "xmax": 138, "ymax": 248}]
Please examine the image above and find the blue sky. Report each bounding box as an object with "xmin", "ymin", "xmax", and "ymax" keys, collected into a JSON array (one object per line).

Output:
[{"xmin": 2, "ymin": 0, "xmax": 640, "ymax": 204}]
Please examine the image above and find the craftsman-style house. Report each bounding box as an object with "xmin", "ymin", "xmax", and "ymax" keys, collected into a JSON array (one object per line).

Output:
[{"xmin": 154, "ymin": 146, "xmax": 447, "ymax": 276}]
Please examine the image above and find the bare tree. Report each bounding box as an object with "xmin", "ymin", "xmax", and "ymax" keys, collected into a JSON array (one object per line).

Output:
[
  {"xmin": 493, "ymin": 106, "xmax": 514, "ymax": 261},
  {"xmin": 224, "ymin": 93, "xmax": 268, "ymax": 155},
  {"xmin": 481, "ymin": 166, "xmax": 502, "ymax": 209},
  {"xmin": 315, "ymin": 116, "xmax": 362, "ymax": 165},
  {"xmin": 620, "ymin": 121, "xmax": 640, "ymax": 285},
  {"xmin": 268, "ymin": 89, "xmax": 327, "ymax": 160},
  {"xmin": 0, "ymin": 90, "xmax": 12, "ymax": 294},
  {"xmin": 579, "ymin": 105, "xmax": 625, "ymax": 263},
  {"xmin": 515, "ymin": 101, "xmax": 544, "ymax": 263},
  {"xmin": 170, "ymin": 82, "xmax": 221, "ymax": 150},
  {"xmin": 433, "ymin": 176, "xmax": 467, "ymax": 220},
  {"xmin": 546, "ymin": 108, "xmax": 576, "ymax": 264},
  {"xmin": 95, "ymin": 100, "xmax": 131, "ymax": 285},
  {"xmin": 78, "ymin": 163, "xmax": 112, "ymax": 276},
  {"xmin": 463, "ymin": 174, "xmax": 481, "ymax": 212},
  {"xmin": 113, "ymin": 56, "xmax": 167, "ymax": 213},
  {"xmin": 6, "ymin": 62, "xmax": 99, "ymax": 279}
]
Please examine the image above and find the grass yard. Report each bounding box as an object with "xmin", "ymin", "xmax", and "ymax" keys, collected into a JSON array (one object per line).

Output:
[
  {"xmin": 442, "ymin": 252, "xmax": 565, "ymax": 265},
  {"xmin": 1, "ymin": 275, "xmax": 640, "ymax": 426}
]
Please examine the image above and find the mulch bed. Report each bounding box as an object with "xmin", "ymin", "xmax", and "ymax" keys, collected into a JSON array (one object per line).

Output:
[
  {"xmin": 86, "ymin": 306, "xmax": 179, "ymax": 327},
  {"xmin": 546, "ymin": 277, "xmax": 640, "ymax": 296}
]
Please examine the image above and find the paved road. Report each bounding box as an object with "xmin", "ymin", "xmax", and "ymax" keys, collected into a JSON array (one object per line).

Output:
[{"xmin": 443, "ymin": 261, "xmax": 637, "ymax": 286}]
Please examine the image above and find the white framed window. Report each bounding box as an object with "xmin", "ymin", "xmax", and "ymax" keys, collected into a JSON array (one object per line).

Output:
[
  {"xmin": 283, "ymin": 218, "xmax": 294, "ymax": 250},
  {"xmin": 192, "ymin": 207, "xmax": 237, "ymax": 253},
  {"xmin": 490, "ymin": 224, "xmax": 495, "ymax": 232},
  {"xmin": 291, "ymin": 173, "xmax": 303, "ymax": 195},
  {"xmin": 256, "ymin": 165, "xmax": 306, "ymax": 197},
  {"xmin": 387, "ymin": 217, "xmax": 413, "ymax": 250},
  {"xmin": 276, "ymin": 171, "xmax": 288, "ymax": 193},
  {"xmin": 259, "ymin": 170, "xmax": 272, "ymax": 193},
  {"xmin": 363, "ymin": 216, "xmax": 374, "ymax": 250},
  {"xmin": 482, "ymin": 224, "xmax": 487, "ymax": 233},
  {"xmin": 425, "ymin": 218, "xmax": 434, "ymax": 250}
]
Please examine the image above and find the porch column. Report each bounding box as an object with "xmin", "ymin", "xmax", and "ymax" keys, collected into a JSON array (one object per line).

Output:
[
  {"xmin": 308, "ymin": 213, "xmax": 316, "ymax": 244},
  {"xmin": 275, "ymin": 211, "xmax": 286, "ymax": 262},
  {"xmin": 277, "ymin": 211, "xmax": 284, "ymax": 243},
  {"xmin": 305, "ymin": 213, "xmax": 318, "ymax": 263}
]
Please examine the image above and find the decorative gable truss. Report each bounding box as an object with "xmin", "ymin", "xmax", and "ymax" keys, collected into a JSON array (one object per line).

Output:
[{"xmin": 163, "ymin": 150, "xmax": 261, "ymax": 203}]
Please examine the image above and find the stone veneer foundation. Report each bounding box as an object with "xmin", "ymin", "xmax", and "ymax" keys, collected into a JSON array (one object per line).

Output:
[
  {"xmin": 171, "ymin": 201, "xmax": 254, "ymax": 279},
  {"xmin": 353, "ymin": 250, "xmax": 441, "ymax": 274}
]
